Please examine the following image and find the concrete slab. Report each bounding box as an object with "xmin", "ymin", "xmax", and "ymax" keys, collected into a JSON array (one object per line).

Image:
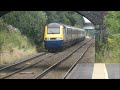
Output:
[
  {"xmin": 66, "ymin": 63, "xmax": 120, "ymax": 79},
  {"xmin": 66, "ymin": 63, "xmax": 94, "ymax": 79},
  {"xmin": 105, "ymin": 64, "xmax": 120, "ymax": 79}
]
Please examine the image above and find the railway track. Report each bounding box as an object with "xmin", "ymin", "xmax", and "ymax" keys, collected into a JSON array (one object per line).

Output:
[
  {"xmin": 0, "ymin": 52, "xmax": 46, "ymax": 70},
  {"xmin": 62, "ymin": 40, "xmax": 94, "ymax": 79},
  {"xmin": 0, "ymin": 52, "xmax": 56, "ymax": 79},
  {"xmin": 0, "ymin": 39, "xmax": 93, "ymax": 79},
  {"xmin": 0, "ymin": 65, "xmax": 5, "ymax": 69},
  {"xmin": 35, "ymin": 39, "xmax": 93, "ymax": 79}
]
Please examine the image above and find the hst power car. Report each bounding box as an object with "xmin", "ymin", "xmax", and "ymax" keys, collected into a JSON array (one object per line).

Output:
[{"xmin": 44, "ymin": 23, "xmax": 86, "ymax": 52}]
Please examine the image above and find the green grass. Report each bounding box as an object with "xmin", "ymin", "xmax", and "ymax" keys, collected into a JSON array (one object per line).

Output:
[
  {"xmin": 0, "ymin": 30, "xmax": 37, "ymax": 65},
  {"xmin": 0, "ymin": 30, "xmax": 33, "ymax": 51},
  {"xmin": 96, "ymin": 39, "xmax": 120, "ymax": 63},
  {"xmin": 107, "ymin": 44, "xmax": 120, "ymax": 63}
]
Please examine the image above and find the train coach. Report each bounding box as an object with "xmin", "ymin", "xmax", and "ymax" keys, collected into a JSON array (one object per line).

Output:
[{"xmin": 44, "ymin": 23, "xmax": 86, "ymax": 52}]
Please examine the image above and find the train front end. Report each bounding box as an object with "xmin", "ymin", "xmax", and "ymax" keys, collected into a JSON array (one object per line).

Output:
[{"xmin": 44, "ymin": 23, "xmax": 64, "ymax": 52}]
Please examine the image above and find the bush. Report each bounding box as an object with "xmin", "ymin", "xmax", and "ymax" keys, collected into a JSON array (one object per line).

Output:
[
  {"xmin": 100, "ymin": 11, "xmax": 120, "ymax": 63},
  {"xmin": 0, "ymin": 30, "xmax": 33, "ymax": 51},
  {"xmin": 2, "ymin": 11, "xmax": 48, "ymax": 45}
]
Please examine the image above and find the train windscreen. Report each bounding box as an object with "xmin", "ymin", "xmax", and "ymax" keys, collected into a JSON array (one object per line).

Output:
[{"xmin": 48, "ymin": 27, "xmax": 60, "ymax": 34}]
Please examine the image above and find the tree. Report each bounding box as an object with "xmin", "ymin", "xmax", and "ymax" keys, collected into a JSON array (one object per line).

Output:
[
  {"xmin": 103, "ymin": 11, "xmax": 120, "ymax": 63},
  {"xmin": 2, "ymin": 11, "xmax": 48, "ymax": 45},
  {"xmin": 45, "ymin": 11, "xmax": 84, "ymax": 27},
  {"xmin": 104, "ymin": 11, "xmax": 120, "ymax": 48},
  {"xmin": 2, "ymin": 11, "xmax": 84, "ymax": 45},
  {"xmin": 0, "ymin": 18, "xmax": 7, "ymax": 31},
  {"xmin": 45, "ymin": 11, "xmax": 59, "ymax": 23},
  {"xmin": 104, "ymin": 11, "xmax": 120, "ymax": 34}
]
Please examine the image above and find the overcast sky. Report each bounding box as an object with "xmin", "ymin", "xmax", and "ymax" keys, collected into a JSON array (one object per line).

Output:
[{"xmin": 83, "ymin": 17, "xmax": 91, "ymax": 23}]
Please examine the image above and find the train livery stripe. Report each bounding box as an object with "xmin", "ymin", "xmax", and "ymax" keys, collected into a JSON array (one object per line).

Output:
[{"xmin": 44, "ymin": 40, "xmax": 64, "ymax": 48}]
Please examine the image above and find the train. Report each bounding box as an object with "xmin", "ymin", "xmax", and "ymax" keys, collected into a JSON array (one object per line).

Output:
[{"xmin": 44, "ymin": 23, "xmax": 86, "ymax": 52}]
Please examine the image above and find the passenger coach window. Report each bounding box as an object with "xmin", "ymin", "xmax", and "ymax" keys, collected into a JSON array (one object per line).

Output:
[{"xmin": 48, "ymin": 27, "xmax": 60, "ymax": 34}]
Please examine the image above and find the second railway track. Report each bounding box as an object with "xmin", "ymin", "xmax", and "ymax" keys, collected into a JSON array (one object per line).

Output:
[
  {"xmin": 0, "ymin": 52, "xmax": 46, "ymax": 71},
  {"xmin": 35, "ymin": 39, "xmax": 94, "ymax": 79},
  {"xmin": 0, "ymin": 38, "xmax": 93, "ymax": 79},
  {"xmin": 0, "ymin": 52, "xmax": 56, "ymax": 79}
]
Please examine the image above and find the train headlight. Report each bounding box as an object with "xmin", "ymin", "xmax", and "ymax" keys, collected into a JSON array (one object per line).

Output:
[
  {"xmin": 56, "ymin": 38, "xmax": 62, "ymax": 40},
  {"xmin": 45, "ymin": 38, "xmax": 50, "ymax": 40}
]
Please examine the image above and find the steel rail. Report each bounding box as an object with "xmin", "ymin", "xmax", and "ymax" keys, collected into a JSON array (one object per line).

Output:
[
  {"xmin": 0, "ymin": 52, "xmax": 46, "ymax": 71},
  {"xmin": 1, "ymin": 53, "xmax": 57, "ymax": 79},
  {"xmin": 62, "ymin": 40, "xmax": 94, "ymax": 79},
  {"xmin": 34, "ymin": 39, "xmax": 92, "ymax": 79}
]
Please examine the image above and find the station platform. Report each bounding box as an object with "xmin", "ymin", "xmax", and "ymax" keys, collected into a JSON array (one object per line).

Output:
[{"xmin": 66, "ymin": 63, "xmax": 120, "ymax": 79}]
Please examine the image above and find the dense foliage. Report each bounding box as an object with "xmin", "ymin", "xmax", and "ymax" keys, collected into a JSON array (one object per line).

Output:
[
  {"xmin": 104, "ymin": 11, "xmax": 120, "ymax": 48},
  {"xmin": 103, "ymin": 11, "xmax": 120, "ymax": 63},
  {"xmin": 1, "ymin": 11, "xmax": 84, "ymax": 45},
  {"xmin": 0, "ymin": 11, "xmax": 85, "ymax": 64},
  {"xmin": 45, "ymin": 11, "xmax": 84, "ymax": 28},
  {"xmin": 2, "ymin": 11, "xmax": 47, "ymax": 45},
  {"xmin": 0, "ymin": 19, "xmax": 34, "ymax": 51}
]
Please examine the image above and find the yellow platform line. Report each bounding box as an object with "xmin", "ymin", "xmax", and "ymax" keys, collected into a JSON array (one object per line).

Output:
[{"xmin": 92, "ymin": 63, "xmax": 108, "ymax": 79}]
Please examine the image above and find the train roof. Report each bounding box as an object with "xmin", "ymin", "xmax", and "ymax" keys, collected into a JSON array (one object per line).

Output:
[
  {"xmin": 63, "ymin": 24, "xmax": 85, "ymax": 31},
  {"xmin": 48, "ymin": 23, "xmax": 85, "ymax": 31},
  {"xmin": 48, "ymin": 23, "xmax": 61, "ymax": 27}
]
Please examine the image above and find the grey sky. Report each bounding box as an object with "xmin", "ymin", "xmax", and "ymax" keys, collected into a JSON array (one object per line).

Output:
[{"xmin": 83, "ymin": 17, "xmax": 91, "ymax": 23}]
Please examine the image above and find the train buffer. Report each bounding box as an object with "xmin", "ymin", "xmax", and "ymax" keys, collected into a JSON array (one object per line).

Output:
[{"xmin": 66, "ymin": 63, "xmax": 120, "ymax": 79}]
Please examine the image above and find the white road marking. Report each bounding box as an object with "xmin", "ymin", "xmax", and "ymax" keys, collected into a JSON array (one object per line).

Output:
[{"xmin": 92, "ymin": 63, "xmax": 108, "ymax": 79}]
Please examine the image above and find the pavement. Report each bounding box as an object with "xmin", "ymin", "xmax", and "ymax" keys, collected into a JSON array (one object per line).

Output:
[{"xmin": 66, "ymin": 63, "xmax": 120, "ymax": 79}]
